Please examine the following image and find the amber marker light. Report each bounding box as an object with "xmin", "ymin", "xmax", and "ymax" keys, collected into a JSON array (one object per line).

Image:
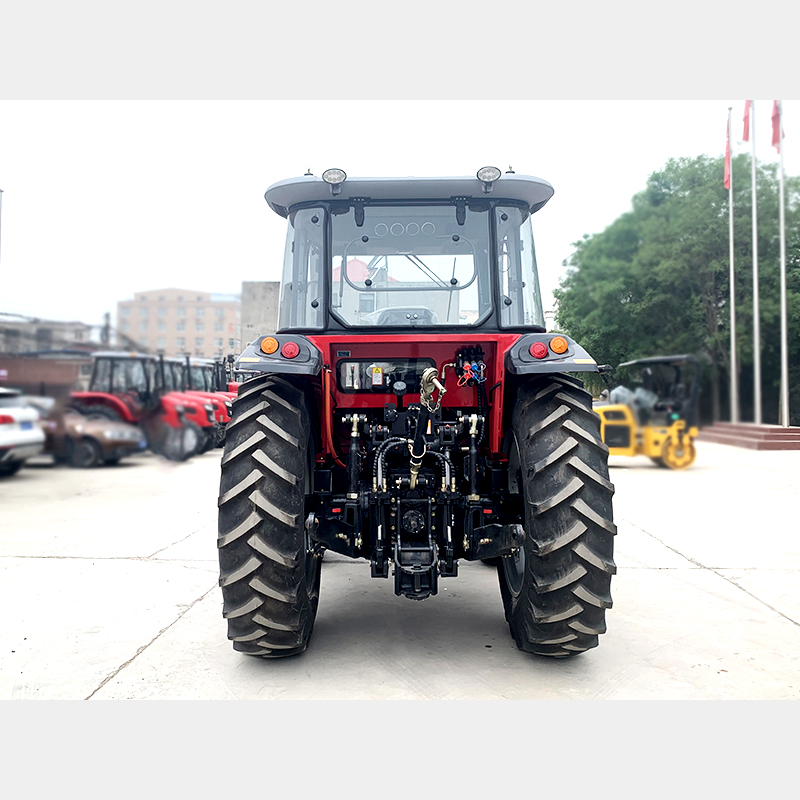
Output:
[
  {"xmin": 549, "ymin": 336, "xmax": 568, "ymax": 354},
  {"xmin": 260, "ymin": 337, "xmax": 279, "ymax": 354}
]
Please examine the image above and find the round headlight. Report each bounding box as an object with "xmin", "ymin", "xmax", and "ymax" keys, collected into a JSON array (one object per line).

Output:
[
  {"xmin": 477, "ymin": 166, "xmax": 502, "ymax": 183},
  {"xmin": 322, "ymin": 168, "xmax": 347, "ymax": 185}
]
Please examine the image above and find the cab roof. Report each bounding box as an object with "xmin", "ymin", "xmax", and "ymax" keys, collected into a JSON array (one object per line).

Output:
[{"xmin": 264, "ymin": 172, "xmax": 554, "ymax": 218}]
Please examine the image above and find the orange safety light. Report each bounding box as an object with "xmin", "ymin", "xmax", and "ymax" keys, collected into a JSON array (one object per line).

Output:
[
  {"xmin": 549, "ymin": 336, "xmax": 568, "ymax": 354},
  {"xmin": 260, "ymin": 336, "xmax": 279, "ymax": 355}
]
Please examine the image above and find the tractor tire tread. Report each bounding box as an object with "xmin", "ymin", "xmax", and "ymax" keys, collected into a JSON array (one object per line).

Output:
[
  {"xmin": 217, "ymin": 375, "xmax": 320, "ymax": 658},
  {"xmin": 500, "ymin": 374, "xmax": 615, "ymax": 657}
]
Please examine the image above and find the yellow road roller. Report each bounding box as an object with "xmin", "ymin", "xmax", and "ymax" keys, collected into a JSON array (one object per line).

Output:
[{"xmin": 593, "ymin": 355, "xmax": 699, "ymax": 469}]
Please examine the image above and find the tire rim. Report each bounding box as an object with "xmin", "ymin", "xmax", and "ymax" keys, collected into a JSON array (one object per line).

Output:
[
  {"xmin": 73, "ymin": 440, "xmax": 98, "ymax": 467},
  {"xmin": 502, "ymin": 431, "xmax": 526, "ymax": 598}
]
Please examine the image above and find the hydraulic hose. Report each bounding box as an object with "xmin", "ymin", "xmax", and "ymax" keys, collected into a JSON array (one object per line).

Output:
[
  {"xmin": 374, "ymin": 437, "xmax": 410, "ymax": 491},
  {"xmin": 409, "ymin": 405, "xmax": 431, "ymax": 489},
  {"xmin": 323, "ymin": 366, "xmax": 347, "ymax": 469}
]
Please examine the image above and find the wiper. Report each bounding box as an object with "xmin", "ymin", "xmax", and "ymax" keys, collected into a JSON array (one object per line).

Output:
[{"xmin": 404, "ymin": 254, "xmax": 449, "ymax": 288}]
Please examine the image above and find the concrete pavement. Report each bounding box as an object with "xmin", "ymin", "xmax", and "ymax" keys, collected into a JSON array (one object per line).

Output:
[{"xmin": 1, "ymin": 442, "xmax": 798, "ymax": 699}]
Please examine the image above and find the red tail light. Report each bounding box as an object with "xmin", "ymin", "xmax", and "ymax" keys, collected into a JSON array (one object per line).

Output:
[
  {"xmin": 281, "ymin": 341, "xmax": 300, "ymax": 359},
  {"xmin": 0, "ymin": 414, "xmax": 14, "ymax": 424},
  {"xmin": 529, "ymin": 342, "xmax": 548, "ymax": 359}
]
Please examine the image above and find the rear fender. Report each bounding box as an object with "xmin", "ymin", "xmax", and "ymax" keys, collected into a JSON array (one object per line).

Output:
[
  {"xmin": 505, "ymin": 333, "xmax": 600, "ymax": 375},
  {"xmin": 69, "ymin": 391, "xmax": 135, "ymax": 423},
  {"xmin": 237, "ymin": 335, "xmax": 323, "ymax": 377}
]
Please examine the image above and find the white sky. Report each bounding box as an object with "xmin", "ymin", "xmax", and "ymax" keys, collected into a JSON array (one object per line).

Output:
[{"xmin": 0, "ymin": 7, "xmax": 793, "ymax": 332}]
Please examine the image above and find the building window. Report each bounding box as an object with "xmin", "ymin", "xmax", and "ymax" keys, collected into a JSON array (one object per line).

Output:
[
  {"xmin": 121, "ymin": 321, "xmax": 130, "ymax": 331},
  {"xmin": 139, "ymin": 307, "xmax": 148, "ymax": 317},
  {"xmin": 139, "ymin": 321, "xmax": 147, "ymax": 331},
  {"xmin": 159, "ymin": 296, "xmax": 165, "ymax": 302},
  {"xmin": 74, "ymin": 330, "xmax": 84, "ymax": 341},
  {"xmin": 214, "ymin": 322, "xmax": 223, "ymax": 332},
  {"xmin": 196, "ymin": 307, "xmax": 205, "ymax": 317},
  {"xmin": 139, "ymin": 296, "xmax": 147, "ymax": 301},
  {"xmin": 177, "ymin": 307, "xmax": 185, "ymax": 317},
  {"xmin": 214, "ymin": 338, "xmax": 223, "ymax": 348},
  {"xmin": 177, "ymin": 337, "xmax": 185, "ymax": 349},
  {"xmin": 158, "ymin": 321, "xmax": 166, "ymax": 332},
  {"xmin": 158, "ymin": 307, "xmax": 166, "ymax": 317},
  {"xmin": 177, "ymin": 295, "xmax": 183, "ymax": 302},
  {"xmin": 177, "ymin": 320, "xmax": 186, "ymax": 332},
  {"xmin": 197, "ymin": 296, "xmax": 203, "ymax": 302},
  {"xmin": 157, "ymin": 337, "xmax": 166, "ymax": 349},
  {"xmin": 122, "ymin": 307, "xmax": 130, "ymax": 317},
  {"xmin": 229, "ymin": 338, "xmax": 235, "ymax": 348},
  {"xmin": 214, "ymin": 307, "xmax": 223, "ymax": 318},
  {"xmin": 196, "ymin": 321, "xmax": 204, "ymax": 332},
  {"xmin": 195, "ymin": 337, "xmax": 204, "ymax": 348}
]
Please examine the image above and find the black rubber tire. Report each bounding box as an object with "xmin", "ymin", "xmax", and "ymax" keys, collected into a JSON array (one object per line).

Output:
[
  {"xmin": 197, "ymin": 428, "xmax": 217, "ymax": 454},
  {"xmin": 0, "ymin": 461, "xmax": 23, "ymax": 476},
  {"xmin": 68, "ymin": 437, "xmax": 104, "ymax": 468},
  {"xmin": 217, "ymin": 375, "xmax": 321, "ymax": 658},
  {"xmin": 498, "ymin": 374, "xmax": 616, "ymax": 657},
  {"xmin": 151, "ymin": 421, "xmax": 202, "ymax": 462}
]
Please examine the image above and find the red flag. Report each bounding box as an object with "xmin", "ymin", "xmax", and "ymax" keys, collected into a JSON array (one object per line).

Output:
[
  {"xmin": 772, "ymin": 100, "xmax": 784, "ymax": 152},
  {"xmin": 743, "ymin": 100, "xmax": 751, "ymax": 142},
  {"xmin": 725, "ymin": 119, "xmax": 732, "ymax": 189}
]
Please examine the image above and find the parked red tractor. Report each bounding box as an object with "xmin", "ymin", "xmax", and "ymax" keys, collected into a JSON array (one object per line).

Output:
[
  {"xmin": 218, "ymin": 167, "xmax": 616, "ymax": 659},
  {"xmin": 170, "ymin": 356, "xmax": 235, "ymax": 448},
  {"xmin": 70, "ymin": 352, "xmax": 216, "ymax": 461}
]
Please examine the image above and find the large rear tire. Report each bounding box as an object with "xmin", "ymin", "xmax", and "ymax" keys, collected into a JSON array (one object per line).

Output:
[
  {"xmin": 499, "ymin": 374, "xmax": 616, "ymax": 657},
  {"xmin": 217, "ymin": 375, "xmax": 321, "ymax": 657}
]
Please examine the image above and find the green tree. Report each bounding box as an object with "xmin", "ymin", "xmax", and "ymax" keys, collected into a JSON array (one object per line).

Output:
[{"xmin": 554, "ymin": 154, "xmax": 800, "ymax": 425}]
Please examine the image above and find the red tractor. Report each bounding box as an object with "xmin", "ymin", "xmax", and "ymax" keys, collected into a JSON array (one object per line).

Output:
[
  {"xmin": 218, "ymin": 167, "xmax": 616, "ymax": 659},
  {"xmin": 70, "ymin": 352, "xmax": 216, "ymax": 461},
  {"xmin": 169, "ymin": 356, "xmax": 235, "ymax": 447}
]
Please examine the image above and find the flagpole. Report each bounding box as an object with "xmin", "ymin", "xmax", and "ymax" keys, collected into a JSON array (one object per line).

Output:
[
  {"xmin": 750, "ymin": 101, "xmax": 762, "ymax": 425},
  {"xmin": 727, "ymin": 109, "xmax": 740, "ymax": 423},
  {"xmin": 777, "ymin": 100, "xmax": 789, "ymax": 426}
]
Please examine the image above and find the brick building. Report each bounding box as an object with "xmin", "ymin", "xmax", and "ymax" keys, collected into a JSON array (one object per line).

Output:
[
  {"xmin": 0, "ymin": 313, "xmax": 96, "ymax": 354},
  {"xmin": 116, "ymin": 288, "xmax": 241, "ymax": 358}
]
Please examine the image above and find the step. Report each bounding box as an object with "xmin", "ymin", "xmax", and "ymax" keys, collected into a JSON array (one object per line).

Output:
[
  {"xmin": 696, "ymin": 430, "xmax": 800, "ymax": 450},
  {"xmin": 710, "ymin": 422, "xmax": 800, "ymax": 436},
  {"xmin": 699, "ymin": 429, "xmax": 800, "ymax": 443}
]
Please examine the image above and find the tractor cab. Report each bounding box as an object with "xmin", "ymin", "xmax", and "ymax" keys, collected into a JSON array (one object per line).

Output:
[
  {"xmin": 262, "ymin": 167, "xmax": 554, "ymax": 334},
  {"xmin": 594, "ymin": 355, "xmax": 700, "ymax": 469},
  {"xmin": 80, "ymin": 351, "xmax": 162, "ymax": 420}
]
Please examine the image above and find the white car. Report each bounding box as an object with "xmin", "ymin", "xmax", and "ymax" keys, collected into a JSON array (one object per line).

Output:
[{"xmin": 0, "ymin": 388, "xmax": 46, "ymax": 477}]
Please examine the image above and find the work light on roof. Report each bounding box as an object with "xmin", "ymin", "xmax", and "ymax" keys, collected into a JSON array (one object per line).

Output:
[
  {"xmin": 477, "ymin": 165, "xmax": 502, "ymax": 193},
  {"xmin": 322, "ymin": 168, "xmax": 347, "ymax": 195}
]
